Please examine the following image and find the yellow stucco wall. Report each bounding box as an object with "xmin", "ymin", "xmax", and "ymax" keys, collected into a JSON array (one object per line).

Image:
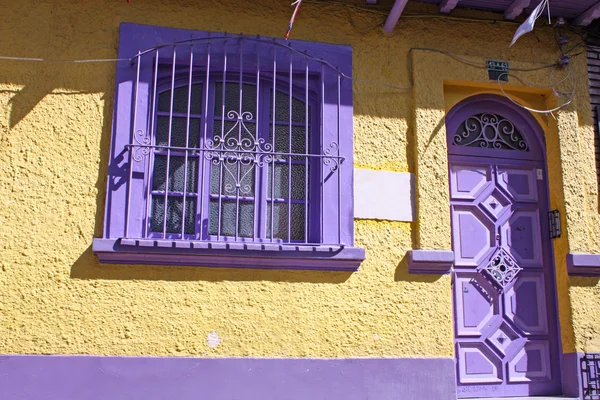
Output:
[{"xmin": 0, "ymin": 0, "xmax": 598, "ymax": 358}]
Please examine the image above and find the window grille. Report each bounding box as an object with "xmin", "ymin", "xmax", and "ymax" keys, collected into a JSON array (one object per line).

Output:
[
  {"xmin": 582, "ymin": 353, "xmax": 600, "ymax": 400},
  {"xmin": 124, "ymin": 35, "xmax": 346, "ymax": 246}
]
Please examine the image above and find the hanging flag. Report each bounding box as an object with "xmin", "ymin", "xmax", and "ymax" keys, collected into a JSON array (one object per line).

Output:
[
  {"xmin": 510, "ymin": 0, "xmax": 549, "ymax": 47},
  {"xmin": 285, "ymin": 0, "xmax": 303, "ymax": 40}
]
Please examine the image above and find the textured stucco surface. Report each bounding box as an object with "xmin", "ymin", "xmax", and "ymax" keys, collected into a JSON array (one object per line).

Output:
[{"xmin": 0, "ymin": 0, "xmax": 597, "ymax": 358}]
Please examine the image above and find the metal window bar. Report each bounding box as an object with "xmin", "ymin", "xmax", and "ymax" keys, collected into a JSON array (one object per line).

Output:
[
  {"xmin": 180, "ymin": 45, "xmax": 194, "ymax": 237},
  {"xmin": 162, "ymin": 46, "xmax": 177, "ymax": 238},
  {"xmin": 218, "ymin": 39, "xmax": 228, "ymax": 240},
  {"xmin": 236, "ymin": 38, "xmax": 243, "ymax": 240},
  {"xmin": 270, "ymin": 44, "xmax": 276, "ymax": 242},
  {"xmin": 253, "ymin": 41, "xmax": 260, "ymax": 242},
  {"xmin": 582, "ymin": 353, "xmax": 600, "ymax": 400},
  {"xmin": 125, "ymin": 36, "xmax": 347, "ymax": 246},
  {"xmin": 199, "ymin": 39, "xmax": 211, "ymax": 240},
  {"xmin": 337, "ymin": 70, "xmax": 342, "ymax": 244},
  {"xmin": 320, "ymin": 64, "xmax": 325, "ymax": 243},
  {"xmin": 144, "ymin": 50, "xmax": 160, "ymax": 238},
  {"xmin": 304, "ymin": 53, "xmax": 309, "ymax": 243},
  {"xmin": 288, "ymin": 44, "xmax": 293, "ymax": 243}
]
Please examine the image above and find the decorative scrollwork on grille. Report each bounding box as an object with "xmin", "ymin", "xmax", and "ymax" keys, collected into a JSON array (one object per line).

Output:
[
  {"xmin": 202, "ymin": 110, "xmax": 343, "ymax": 195},
  {"xmin": 323, "ymin": 142, "xmax": 340, "ymax": 172},
  {"xmin": 479, "ymin": 248, "xmax": 522, "ymax": 290},
  {"xmin": 454, "ymin": 113, "xmax": 529, "ymax": 151},
  {"xmin": 132, "ymin": 130, "xmax": 151, "ymax": 162},
  {"xmin": 204, "ymin": 110, "xmax": 273, "ymax": 195}
]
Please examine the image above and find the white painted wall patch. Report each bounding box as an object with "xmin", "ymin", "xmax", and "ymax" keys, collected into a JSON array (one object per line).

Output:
[{"xmin": 354, "ymin": 169, "xmax": 415, "ymax": 222}]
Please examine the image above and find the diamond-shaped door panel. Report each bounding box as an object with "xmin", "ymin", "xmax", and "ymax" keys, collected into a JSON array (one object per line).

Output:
[
  {"xmin": 497, "ymin": 167, "xmax": 538, "ymax": 203},
  {"xmin": 453, "ymin": 206, "xmax": 495, "ymax": 267},
  {"xmin": 504, "ymin": 274, "xmax": 548, "ymax": 335},
  {"xmin": 486, "ymin": 322, "xmax": 524, "ymax": 356},
  {"xmin": 457, "ymin": 343, "xmax": 503, "ymax": 384},
  {"xmin": 480, "ymin": 189, "xmax": 510, "ymax": 220},
  {"xmin": 501, "ymin": 210, "xmax": 543, "ymax": 267},
  {"xmin": 450, "ymin": 165, "xmax": 491, "ymax": 200},
  {"xmin": 507, "ymin": 341, "xmax": 552, "ymax": 382},
  {"xmin": 455, "ymin": 273, "xmax": 499, "ymax": 336}
]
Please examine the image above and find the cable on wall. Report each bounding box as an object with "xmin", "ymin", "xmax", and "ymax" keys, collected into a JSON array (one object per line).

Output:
[{"xmin": 0, "ymin": 37, "xmax": 580, "ymax": 101}]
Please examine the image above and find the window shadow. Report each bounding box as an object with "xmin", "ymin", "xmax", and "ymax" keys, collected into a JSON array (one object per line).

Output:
[{"xmin": 70, "ymin": 245, "xmax": 352, "ymax": 284}]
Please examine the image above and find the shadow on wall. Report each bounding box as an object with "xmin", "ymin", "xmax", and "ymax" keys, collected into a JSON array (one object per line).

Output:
[
  {"xmin": 570, "ymin": 276, "xmax": 600, "ymax": 287},
  {"xmin": 70, "ymin": 245, "xmax": 353, "ymax": 283},
  {"xmin": 0, "ymin": 60, "xmax": 114, "ymax": 241},
  {"xmin": 394, "ymin": 254, "xmax": 443, "ymax": 284}
]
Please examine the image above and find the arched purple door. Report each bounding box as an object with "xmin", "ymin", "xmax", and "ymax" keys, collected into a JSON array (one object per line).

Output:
[{"xmin": 446, "ymin": 95, "xmax": 561, "ymax": 398}]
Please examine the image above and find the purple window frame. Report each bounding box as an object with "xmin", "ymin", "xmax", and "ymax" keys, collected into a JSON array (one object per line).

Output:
[{"xmin": 92, "ymin": 23, "xmax": 365, "ymax": 271}]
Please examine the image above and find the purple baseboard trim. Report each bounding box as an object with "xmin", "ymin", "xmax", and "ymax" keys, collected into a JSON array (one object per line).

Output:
[
  {"xmin": 407, "ymin": 249, "xmax": 454, "ymax": 274},
  {"xmin": 566, "ymin": 253, "xmax": 600, "ymax": 277},
  {"xmin": 0, "ymin": 355, "xmax": 456, "ymax": 400},
  {"xmin": 562, "ymin": 352, "xmax": 584, "ymax": 399},
  {"xmin": 93, "ymin": 238, "xmax": 365, "ymax": 271}
]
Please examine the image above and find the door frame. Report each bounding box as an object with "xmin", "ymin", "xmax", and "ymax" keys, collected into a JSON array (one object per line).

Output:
[{"xmin": 445, "ymin": 94, "xmax": 564, "ymax": 398}]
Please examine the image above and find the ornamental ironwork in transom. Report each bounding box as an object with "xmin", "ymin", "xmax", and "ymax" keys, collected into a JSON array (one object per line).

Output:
[{"xmin": 454, "ymin": 113, "xmax": 529, "ymax": 151}]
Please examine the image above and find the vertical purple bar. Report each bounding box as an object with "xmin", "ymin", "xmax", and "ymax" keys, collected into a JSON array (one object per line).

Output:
[
  {"xmin": 270, "ymin": 44, "xmax": 277, "ymax": 242},
  {"xmin": 253, "ymin": 39, "xmax": 260, "ymax": 242},
  {"xmin": 287, "ymin": 44, "xmax": 293, "ymax": 243},
  {"xmin": 304, "ymin": 55, "xmax": 309, "ymax": 244},
  {"xmin": 162, "ymin": 46, "xmax": 177, "ymax": 238},
  {"xmin": 144, "ymin": 50, "xmax": 159, "ymax": 238},
  {"xmin": 180, "ymin": 45, "xmax": 194, "ymax": 237},
  {"xmin": 217, "ymin": 39, "xmax": 228, "ymax": 240},
  {"xmin": 337, "ymin": 71, "xmax": 342, "ymax": 244},
  {"xmin": 320, "ymin": 64, "xmax": 324, "ymax": 244},
  {"xmin": 199, "ymin": 39, "xmax": 211, "ymax": 240},
  {"xmin": 235, "ymin": 38, "xmax": 243, "ymax": 240},
  {"xmin": 125, "ymin": 51, "xmax": 141, "ymax": 239}
]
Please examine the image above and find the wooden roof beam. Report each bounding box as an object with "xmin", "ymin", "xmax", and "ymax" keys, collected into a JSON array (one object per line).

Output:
[
  {"xmin": 504, "ymin": 0, "xmax": 531, "ymax": 20},
  {"xmin": 440, "ymin": 0, "xmax": 460, "ymax": 14},
  {"xmin": 574, "ymin": 1, "xmax": 600, "ymax": 26},
  {"xmin": 384, "ymin": 0, "xmax": 409, "ymax": 33}
]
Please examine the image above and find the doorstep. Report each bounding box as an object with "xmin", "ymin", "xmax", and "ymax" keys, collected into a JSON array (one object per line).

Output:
[{"xmin": 466, "ymin": 397, "xmax": 579, "ymax": 400}]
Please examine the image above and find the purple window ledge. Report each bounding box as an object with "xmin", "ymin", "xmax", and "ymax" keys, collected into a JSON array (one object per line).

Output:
[
  {"xmin": 407, "ymin": 250, "xmax": 454, "ymax": 274},
  {"xmin": 92, "ymin": 238, "xmax": 365, "ymax": 271},
  {"xmin": 566, "ymin": 253, "xmax": 600, "ymax": 277}
]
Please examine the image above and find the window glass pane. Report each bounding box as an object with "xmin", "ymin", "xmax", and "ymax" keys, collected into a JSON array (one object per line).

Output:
[
  {"xmin": 268, "ymin": 163, "xmax": 306, "ymax": 200},
  {"xmin": 214, "ymin": 83, "xmax": 257, "ymax": 117},
  {"xmin": 158, "ymin": 83, "xmax": 203, "ymax": 114},
  {"xmin": 152, "ymin": 155, "xmax": 199, "ymax": 193},
  {"xmin": 209, "ymin": 200, "xmax": 254, "ymax": 238},
  {"xmin": 210, "ymin": 162, "xmax": 255, "ymax": 197},
  {"xmin": 150, "ymin": 195, "xmax": 196, "ymax": 235},
  {"xmin": 270, "ymin": 124, "xmax": 308, "ymax": 160},
  {"xmin": 270, "ymin": 91, "xmax": 307, "ymax": 123},
  {"xmin": 157, "ymin": 117, "xmax": 201, "ymax": 149},
  {"xmin": 266, "ymin": 202, "xmax": 305, "ymax": 241}
]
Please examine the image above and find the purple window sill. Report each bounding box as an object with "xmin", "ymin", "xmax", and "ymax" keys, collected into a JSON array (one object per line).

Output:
[
  {"xmin": 566, "ymin": 253, "xmax": 600, "ymax": 277},
  {"xmin": 92, "ymin": 238, "xmax": 365, "ymax": 271},
  {"xmin": 407, "ymin": 250, "xmax": 454, "ymax": 274}
]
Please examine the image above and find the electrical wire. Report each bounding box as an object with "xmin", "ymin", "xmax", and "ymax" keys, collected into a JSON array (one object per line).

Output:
[
  {"xmin": 0, "ymin": 55, "xmax": 129, "ymax": 63},
  {"xmin": 496, "ymin": 65, "xmax": 577, "ymax": 115},
  {"xmin": 0, "ymin": 37, "xmax": 578, "ymax": 98}
]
